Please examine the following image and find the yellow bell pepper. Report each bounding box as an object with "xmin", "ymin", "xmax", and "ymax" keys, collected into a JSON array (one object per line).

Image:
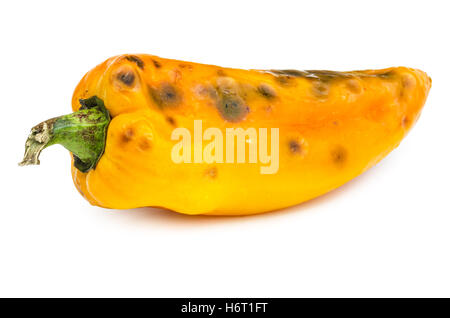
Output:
[{"xmin": 20, "ymin": 54, "xmax": 431, "ymax": 215}]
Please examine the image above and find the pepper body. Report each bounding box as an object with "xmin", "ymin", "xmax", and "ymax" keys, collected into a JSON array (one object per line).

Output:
[{"xmin": 68, "ymin": 54, "xmax": 430, "ymax": 215}]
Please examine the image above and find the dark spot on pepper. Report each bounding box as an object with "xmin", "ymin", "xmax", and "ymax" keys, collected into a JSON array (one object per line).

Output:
[
  {"xmin": 331, "ymin": 146, "xmax": 347, "ymax": 166},
  {"xmin": 289, "ymin": 140, "xmax": 302, "ymax": 154},
  {"xmin": 76, "ymin": 113, "xmax": 89, "ymax": 120},
  {"xmin": 166, "ymin": 116, "xmax": 176, "ymax": 126},
  {"xmin": 257, "ymin": 84, "xmax": 277, "ymax": 99},
  {"xmin": 117, "ymin": 71, "xmax": 135, "ymax": 86},
  {"xmin": 399, "ymin": 74, "xmax": 416, "ymax": 98},
  {"xmin": 78, "ymin": 188, "xmax": 86, "ymax": 199},
  {"xmin": 306, "ymin": 70, "xmax": 353, "ymax": 82},
  {"xmin": 204, "ymin": 167, "xmax": 217, "ymax": 179},
  {"xmin": 179, "ymin": 63, "xmax": 193, "ymax": 71},
  {"xmin": 346, "ymin": 79, "xmax": 361, "ymax": 93},
  {"xmin": 377, "ymin": 70, "xmax": 396, "ymax": 79},
  {"xmin": 79, "ymin": 95, "xmax": 104, "ymax": 109},
  {"xmin": 268, "ymin": 69, "xmax": 354, "ymax": 82},
  {"xmin": 81, "ymin": 128, "xmax": 95, "ymax": 143},
  {"xmin": 311, "ymin": 81, "xmax": 329, "ymax": 98},
  {"xmin": 213, "ymin": 78, "xmax": 249, "ymax": 122},
  {"xmin": 138, "ymin": 138, "xmax": 151, "ymax": 150},
  {"xmin": 218, "ymin": 94, "xmax": 249, "ymax": 122},
  {"xmin": 125, "ymin": 55, "xmax": 144, "ymax": 69},
  {"xmin": 149, "ymin": 82, "xmax": 181, "ymax": 108},
  {"xmin": 121, "ymin": 128, "xmax": 134, "ymax": 143},
  {"xmin": 217, "ymin": 69, "xmax": 226, "ymax": 76},
  {"xmin": 31, "ymin": 122, "xmax": 45, "ymax": 135},
  {"xmin": 276, "ymin": 75, "xmax": 293, "ymax": 86},
  {"xmin": 401, "ymin": 116, "xmax": 410, "ymax": 128},
  {"xmin": 152, "ymin": 59, "xmax": 161, "ymax": 68}
]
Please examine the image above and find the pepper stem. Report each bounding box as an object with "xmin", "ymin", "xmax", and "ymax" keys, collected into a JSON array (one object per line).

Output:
[{"xmin": 19, "ymin": 96, "xmax": 111, "ymax": 173}]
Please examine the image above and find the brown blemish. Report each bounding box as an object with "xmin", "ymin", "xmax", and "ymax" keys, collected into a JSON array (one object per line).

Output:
[
  {"xmin": 179, "ymin": 63, "xmax": 193, "ymax": 71},
  {"xmin": 238, "ymin": 83, "xmax": 253, "ymax": 99},
  {"xmin": 76, "ymin": 112, "xmax": 89, "ymax": 120},
  {"xmin": 117, "ymin": 70, "xmax": 135, "ymax": 86},
  {"xmin": 218, "ymin": 94, "xmax": 249, "ymax": 122},
  {"xmin": 125, "ymin": 55, "xmax": 144, "ymax": 69},
  {"xmin": 401, "ymin": 116, "xmax": 410, "ymax": 128},
  {"xmin": 268, "ymin": 69, "xmax": 354, "ymax": 82},
  {"xmin": 346, "ymin": 79, "xmax": 361, "ymax": 93},
  {"xmin": 331, "ymin": 146, "xmax": 347, "ymax": 166},
  {"xmin": 377, "ymin": 70, "xmax": 396, "ymax": 79},
  {"xmin": 121, "ymin": 128, "xmax": 134, "ymax": 143},
  {"xmin": 275, "ymin": 75, "xmax": 294, "ymax": 86},
  {"xmin": 138, "ymin": 138, "xmax": 151, "ymax": 150},
  {"xmin": 306, "ymin": 70, "xmax": 353, "ymax": 82},
  {"xmin": 152, "ymin": 59, "xmax": 161, "ymax": 68},
  {"xmin": 204, "ymin": 167, "xmax": 217, "ymax": 179},
  {"xmin": 289, "ymin": 140, "xmax": 302, "ymax": 154},
  {"xmin": 261, "ymin": 70, "xmax": 296, "ymax": 86},
  {"xmin": 401, "ymin": 74, "xmax": 415, "ymax": 89},
  {"xmin": 311, "ymin": 81, "xmax": 329, "ymax": 98},
  {"xmin": 149, "ymin": 82, "xmax": 181, "ymax": 108},
  {"xmin": 166, "ymin": 116, "xmax": 176, "ymax": 126},
  {"xmin": 215, "ymin": 78, "xmax": 249, "ymax": 122},
  {"xmin": 257, "ymin": 83, "xmax": 277, "ymax": 99},
  {"xmin": 265, "ymin": 105, "xmax": 273, "ymax": 113},
  {"xmin": 169, "ymin": 69, "xmax": 182, "ymax": 83}
]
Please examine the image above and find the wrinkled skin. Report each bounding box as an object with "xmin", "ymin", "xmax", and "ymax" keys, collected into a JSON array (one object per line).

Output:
[{"xmin": 71, "ymin": 54, "xmax": 431, "ymax": 215}]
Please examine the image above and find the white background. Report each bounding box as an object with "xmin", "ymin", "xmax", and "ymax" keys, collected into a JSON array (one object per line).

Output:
[{"xmin": 0, "ymin": 0, "xmax": 449, "ymax": 297}]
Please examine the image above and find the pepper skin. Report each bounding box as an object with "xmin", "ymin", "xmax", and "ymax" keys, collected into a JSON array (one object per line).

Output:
[{"xmin": 32, "ymin": 54, "xmax": 432, "ymax": 215}]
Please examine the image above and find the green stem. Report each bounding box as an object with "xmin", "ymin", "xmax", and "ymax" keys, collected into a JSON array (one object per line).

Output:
[{"xmin": 19, "ymin": 96, "xmax": 111, "ymax": 173}]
